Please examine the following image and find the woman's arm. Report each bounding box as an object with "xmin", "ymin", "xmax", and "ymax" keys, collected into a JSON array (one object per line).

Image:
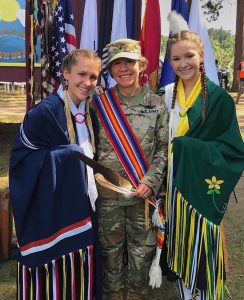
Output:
[{"xmin": 140, "ymin": 104, "xmax": 169, "ymax": 196}]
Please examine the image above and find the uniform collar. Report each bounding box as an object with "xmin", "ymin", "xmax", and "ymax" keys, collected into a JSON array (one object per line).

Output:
[{"xmin": 114, "ymin": 84, "xmax": 151, "ymax": 107}]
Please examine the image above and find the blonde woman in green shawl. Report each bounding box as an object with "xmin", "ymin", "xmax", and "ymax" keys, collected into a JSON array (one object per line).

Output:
[{"xmin": 163, "ymin": 29, "xmax": 244, "ymax": 300}]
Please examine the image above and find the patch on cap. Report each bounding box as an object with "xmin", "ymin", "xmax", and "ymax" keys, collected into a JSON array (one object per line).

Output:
[{"xmin": 106, "ymin": 39, "xmax": 141, "ymax": 66}]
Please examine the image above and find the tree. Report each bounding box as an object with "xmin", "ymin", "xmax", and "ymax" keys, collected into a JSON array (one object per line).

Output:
[
  {"xmin": 208, "ymin": 28, "xmax": 235, "ymax": 68},
  {"xmin": 232, "ymin": 0, "xmax": 244, "ymax": 91},
  {"xmin": 209, "ymin": 28, "xmax": 235, "ymax": 85},
  {"xmin": 201, "ymin": 0, "xmax": 224, "ymax": 21},
  {"xmin": 187, "ymin": 0, "xmax": 225, "ymax": 20}
]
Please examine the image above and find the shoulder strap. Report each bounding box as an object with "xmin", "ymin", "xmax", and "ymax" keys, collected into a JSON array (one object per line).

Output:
[{"xmin": 93, "ymin": 88, "xmax": 149, "ymax": 187}]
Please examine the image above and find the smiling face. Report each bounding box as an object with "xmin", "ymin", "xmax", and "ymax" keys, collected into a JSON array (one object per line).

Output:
[
  {"xmin": 63, "ymin": 55, "xmax": 100, "ymax": 106},
  {"xmin": 110, "ymin": 58, "xmax": 142, "ymax": 90},
  {"xmin": 170, "ymin": 39, "xmax": 203, "ymax": 86}
]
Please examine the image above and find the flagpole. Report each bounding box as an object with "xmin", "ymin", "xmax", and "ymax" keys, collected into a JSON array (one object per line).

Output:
[{"xmin": 25, "ymin": 0, "xmax": 35, "ymax": 112}]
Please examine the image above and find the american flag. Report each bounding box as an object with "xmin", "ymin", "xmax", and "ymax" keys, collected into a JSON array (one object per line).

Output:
[{"xmin": 50, "ymin": 0, "xmax": 77, "ymax": 91}]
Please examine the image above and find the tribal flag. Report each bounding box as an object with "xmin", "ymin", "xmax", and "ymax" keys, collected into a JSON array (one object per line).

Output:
[
  {"xmin": 159, "ymin": 0, "xmax": 188, "ymax": 88},
  {"xmin": 80, "ymin": 0, "xmax": 98, "ymax": 51},
  {"xmin": 108, "ymin": 0, "xmax": 127, "ymax": 87},
  {"xmin": 140, "ymin": 0, "xmax": 161, "ymax": 92},
  {"xmin": 188, "ymin": 0, "xmax": 219, "ymax": 84},
  {"xmin": 110, "ymin": 0, "xmax": 127, "ymax": 42},
  {"xmin": 97, "ymin": 0, "xmax": 114, "ymax": 87},
  {"xmin": 126, "ymin": 0, "xmax": 135, "ymax": 39},
  {"xmin": 49, "ymin": 0, "xmax": 77, "ymax": 91},
  {"xmin": 125, "ymin": 0, "xmax": 142, "ymax": 40}
]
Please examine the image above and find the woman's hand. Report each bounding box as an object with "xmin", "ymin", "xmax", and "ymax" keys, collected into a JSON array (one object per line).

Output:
[{"xmin": 134, "ymin": 183, "xmax": 152, "ymax": 198}]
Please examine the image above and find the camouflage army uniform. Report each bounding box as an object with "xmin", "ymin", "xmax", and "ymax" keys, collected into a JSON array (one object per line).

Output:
[{"xmin": 95, "ymin": 84, "xmax": 169, "ymax": 299}]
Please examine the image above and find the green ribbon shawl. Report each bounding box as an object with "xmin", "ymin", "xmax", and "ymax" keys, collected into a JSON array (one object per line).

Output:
[
  {"xmin": 173, "ymin": 80, "xmax": 244, "ymax": 225},
  {"xmin": 166, "ymin": 80, "xmax": 244, "ymax": 300}
]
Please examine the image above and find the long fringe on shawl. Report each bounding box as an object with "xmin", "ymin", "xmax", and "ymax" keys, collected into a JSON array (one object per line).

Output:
[
  {"xmin": 17, "ymin": 245, "xmax": 93, "ymax": 300},
  {"xmin": 166, "ymin": 182, "xmax": 225, "ymax": 300},
  {"xmin": 164, "ymin": 95, "xmax": 226, "ymax": 300}
]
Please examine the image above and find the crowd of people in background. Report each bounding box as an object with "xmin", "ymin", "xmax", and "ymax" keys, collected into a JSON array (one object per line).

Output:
[{"xmin": 215, "ymin": 59, "xmax": 230, "ymax": 91}]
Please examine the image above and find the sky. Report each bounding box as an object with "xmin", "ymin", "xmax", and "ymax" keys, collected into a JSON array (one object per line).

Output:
[
  {"xmin": 142, "ymin": 0, "xmax": 237, "ymax": 36},
  {"xmin": 205, "ymin": 0, "xmax": 237, "ymax": 34}
]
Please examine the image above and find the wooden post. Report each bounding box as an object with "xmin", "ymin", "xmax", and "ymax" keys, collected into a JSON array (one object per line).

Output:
[{"xmin": 0, "ymin": 182, "xmax": 12, "ymax": 261}]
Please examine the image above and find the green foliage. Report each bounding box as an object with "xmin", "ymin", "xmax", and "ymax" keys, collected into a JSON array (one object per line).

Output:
[
  {"xmin": 0, "ymin": 260, "xmax": 16, "ymax": 300},
  {"xmin": 208, "ymin": 28, "xmax": 235, "ymax": 84},
  {"xmin": 160, "ymin": 36, "xmax": 168, "ymax": 57}
]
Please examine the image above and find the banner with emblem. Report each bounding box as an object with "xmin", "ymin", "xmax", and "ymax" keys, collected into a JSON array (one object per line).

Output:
[{"xmin": 0, "ymin": 0, "xmax": 41, "ymax": 66}]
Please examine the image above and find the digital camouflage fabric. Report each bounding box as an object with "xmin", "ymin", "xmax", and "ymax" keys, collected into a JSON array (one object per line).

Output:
[
  {"xmin": 94, "ymin": 84, "xmax": 169, "ymax": 298},
  {"xmin": 106, "ymin": 38, "xmax": 141, "ymax": 66},
  {"xmin": 95, "ymin": 84, "xmax": 169, "ymax": 204}
]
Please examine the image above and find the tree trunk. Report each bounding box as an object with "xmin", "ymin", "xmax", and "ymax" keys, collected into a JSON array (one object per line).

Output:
[{"xmin": 232, "ymin": 0, "xmax": 244, "ymax": 91}]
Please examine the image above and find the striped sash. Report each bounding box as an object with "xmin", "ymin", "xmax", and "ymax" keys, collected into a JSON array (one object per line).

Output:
[{"xmin": 93, "ymin": 88, "xmax": 149, "ymax": 187}]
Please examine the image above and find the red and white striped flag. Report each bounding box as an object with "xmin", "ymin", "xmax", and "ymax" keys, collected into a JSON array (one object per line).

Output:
[{"xmin": 49, "ymin": 0, "xmax": 77, "ymax": 91}]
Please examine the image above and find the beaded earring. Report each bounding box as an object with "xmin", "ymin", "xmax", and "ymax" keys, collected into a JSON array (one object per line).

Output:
[
  {"xmin": 62, "ymin": 79, "xmax": 68, "ymax": 90},
  {"xmin": 199, "ymin": 61, "xmax": 204, "ymax": 74}
]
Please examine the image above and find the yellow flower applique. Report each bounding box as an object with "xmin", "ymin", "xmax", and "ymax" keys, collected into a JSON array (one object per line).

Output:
[
  {"xmin": 205, "ymin": 176, "xmax": 224, "ymax": 193},
  {"xmin": 205, "ymin": 176, "xmax": 225, "ymax": 213}
]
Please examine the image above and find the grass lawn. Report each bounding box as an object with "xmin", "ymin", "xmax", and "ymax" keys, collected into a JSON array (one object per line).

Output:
[
  {"xmin": 0, "ymin": 90, "xmax": 243, "ymax": 299},
  {"xmin": 0, "ymin": 260, "xmax": 16, "ymax": 300}
]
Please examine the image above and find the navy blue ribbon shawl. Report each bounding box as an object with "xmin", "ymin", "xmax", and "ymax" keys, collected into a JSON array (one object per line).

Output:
[{"xmin": 9, "ymin": 94, "xmax": 97, "ymax": 268}]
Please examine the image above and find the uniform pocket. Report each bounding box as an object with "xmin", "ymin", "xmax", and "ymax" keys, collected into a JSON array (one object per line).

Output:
[{"xmin": 145, "ymin": 228, "xmax": 157, "ymax": 246}]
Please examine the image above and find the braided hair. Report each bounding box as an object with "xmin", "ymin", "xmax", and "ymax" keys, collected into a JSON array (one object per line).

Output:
[
  {"xmin": 167, "ymin": 30, "xmax": 207, "ymax": 122},
  {"xmin": 199, "ymin": 61, "xmax": 207, "ymax": 122},
  {"xmin": 171, "ymin": 75, "xmax": 179, "ymax": 110}
]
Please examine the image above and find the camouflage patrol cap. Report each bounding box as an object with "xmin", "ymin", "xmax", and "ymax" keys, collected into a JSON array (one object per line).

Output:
[{"xmin": 106, "ymin": 39, "xmax": 141, "ymax": 66}]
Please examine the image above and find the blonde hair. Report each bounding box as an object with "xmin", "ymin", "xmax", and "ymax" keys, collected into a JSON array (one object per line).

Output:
[
  {"xmin": 61, "ymin": 49, "xmax": 101, "ymax": 75},
  {"xmin": 168, "ymin": 30, "xmax": 207, "ymax": 123},
  {"xmin": 167, "ymin": 30, "xmax": 204, "ymax": 56}
]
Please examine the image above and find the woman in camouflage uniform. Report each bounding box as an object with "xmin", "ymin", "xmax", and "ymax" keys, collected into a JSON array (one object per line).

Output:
[{"xmin": 94, "ymin": 39, "xmax": 169, "ymax": 300}]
